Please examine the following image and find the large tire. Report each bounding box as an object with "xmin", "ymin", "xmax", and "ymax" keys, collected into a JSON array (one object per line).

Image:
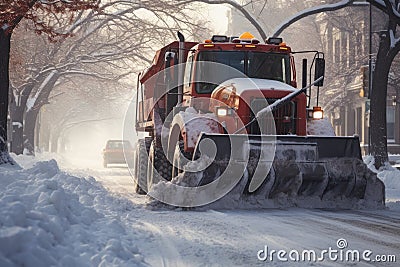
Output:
[
  {"xmin": 147, "ymin": 141, "xmax": 172, "ymax": 191},
  {"xmin": 172, "ymin": 140, "xmax": 193, "ymax": 178},
  {"xmin": 134, "ymin": 138, "xmax": 151, "ymax": 194}
]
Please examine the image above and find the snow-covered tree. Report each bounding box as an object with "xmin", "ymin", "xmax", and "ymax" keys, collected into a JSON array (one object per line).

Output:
[
  {"xmin": 0, "ymin": 0, "xmax": 98, "ymax": 164},
  {"xmin": 7, "ymin": 0, "xmax": 211, "ymax": 156},
  {"xmin": 36, "ymin": 76, "xmax": 129, "ymax": 153}
]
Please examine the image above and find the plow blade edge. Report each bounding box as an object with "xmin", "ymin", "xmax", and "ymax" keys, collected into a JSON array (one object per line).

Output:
[{"xmin": 189, "ymin": 133, "xmax": 385, "ymax": 209}]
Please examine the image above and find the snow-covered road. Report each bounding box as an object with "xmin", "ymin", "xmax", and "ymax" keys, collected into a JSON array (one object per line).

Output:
[
  {"xmin": 2, "ymin": 156, "xmax": 399, "ymax": 266},
  {"xmin": 88, "ymin": 167, "xmax": 400, "ymax": 267}
]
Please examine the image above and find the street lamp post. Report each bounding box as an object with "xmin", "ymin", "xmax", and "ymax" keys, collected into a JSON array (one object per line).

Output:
[
  {"xmin": 351, "ymin": 1, "xmax": 372, "ymax": 154},
  {"xmin": 368, "ymin": 2, "xmax": 372, "ymax": 154}
]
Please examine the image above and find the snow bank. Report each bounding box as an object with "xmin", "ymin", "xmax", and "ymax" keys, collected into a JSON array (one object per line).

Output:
[
  {"xmin": 379, "ymin": 169, "xmax": 400, "ymax": 211},
  {"xmin": 379, "ymin": 169, "xmax": 400, "ymax": 190},
  {"xmin": 364, "ymin": 155, "xmax": 400, "ymax": 190},
  {"xmin": 307, "ymin": 117, "xmax": 335, "ymax": 136},
  {"xmin": 0, "ymin": 158, "xmax": 146, "ymax": 266},
  {"xmin": 364, "ymin": 155, "xmax": 400, "ymax": 211}
]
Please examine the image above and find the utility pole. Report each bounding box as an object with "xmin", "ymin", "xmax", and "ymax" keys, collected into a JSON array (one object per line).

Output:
[{"xmin": 368, "ymin": 2, "xmax": 373, "ymax": 154}]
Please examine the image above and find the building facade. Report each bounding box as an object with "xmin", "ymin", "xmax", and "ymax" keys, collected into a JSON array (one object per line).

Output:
[
  {"xmin": 317, "ymin": 5, "xmax": 400, "ymax": 154},
  {"xmin": 227, "ymin": 1, "xmax": 400, "ymax": 155}
]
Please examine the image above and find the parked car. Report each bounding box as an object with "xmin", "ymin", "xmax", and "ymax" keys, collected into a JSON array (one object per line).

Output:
[
  {"xmin": 102, "ymin": 140, "xmax": 134, "ymax": 168},
  {"xmin": 389, "ymin": 155, "xmax": 400, "ymax": 170}
]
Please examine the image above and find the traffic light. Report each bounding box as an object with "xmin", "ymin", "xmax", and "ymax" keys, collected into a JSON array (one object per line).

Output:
[{"xmin": 360, "ymin": 65, "xmax": 369, "ymax": 98}]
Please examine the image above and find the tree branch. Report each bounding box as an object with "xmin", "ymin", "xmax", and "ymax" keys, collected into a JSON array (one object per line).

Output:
[
  {"xmin": 178, "ymin": 0, "xmax": 267, "ymax": 40},
  {"xmin": 273, "ymin": 0, "xmax": 355, "ymax": 37},
  {"xmin": 273, "ymin": 0, "xmax": 400, "ymax": 37}
]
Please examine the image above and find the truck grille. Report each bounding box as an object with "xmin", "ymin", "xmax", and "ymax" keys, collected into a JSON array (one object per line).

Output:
[{"xmin": 250, "ymin": 98, "xmax": 297, "ymax": 135}]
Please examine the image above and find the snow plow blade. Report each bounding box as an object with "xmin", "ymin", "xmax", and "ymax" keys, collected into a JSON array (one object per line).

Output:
[{"xmin": 188, "ymin": 133, "xmax": 385, "ymax": 209}]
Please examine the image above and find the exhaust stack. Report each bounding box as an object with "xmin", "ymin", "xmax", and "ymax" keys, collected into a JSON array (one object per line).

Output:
[{"xmin": 177, "ymin": 31, "xmax": 185, "ymax": 105}]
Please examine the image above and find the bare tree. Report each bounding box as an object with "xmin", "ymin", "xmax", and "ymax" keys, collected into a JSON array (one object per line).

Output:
[
  {"xmin": 0, "ymin": 0, "xmax": 98, "ymax": 164},
  {"xmin": 38, "ymin": 76, "xmax": 130, "ymax": 153},
  {"xmin": 8, "ymin": 0, "xmax": 210, "ymax": 155}
]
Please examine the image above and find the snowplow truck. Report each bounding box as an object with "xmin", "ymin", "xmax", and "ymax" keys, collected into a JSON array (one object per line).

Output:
[{"xmin": 133, "ymin": 32, "xmax": 385, "ymax": 209}]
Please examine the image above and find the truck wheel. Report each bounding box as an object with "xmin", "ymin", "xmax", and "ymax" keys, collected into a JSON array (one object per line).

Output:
[
  {"xmin": 172, "ymin": 140, "xmax": 193, "ymax": 178},
  {"xmin": 134, "ymin": 138, "xmax": 151, "ymax": 194},
  {"xmin": 147, "ymin": 141, "xmax": 172, "ymax": 191}
]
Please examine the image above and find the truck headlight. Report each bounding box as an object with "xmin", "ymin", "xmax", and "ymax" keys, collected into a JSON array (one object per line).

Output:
[
  {"xmin": 312, "ymin": 106, "xmax": 324, "ymax": 119},
  {"xmin": 216, "ymin": 107, "xmax": 228, "ymax": 116}
]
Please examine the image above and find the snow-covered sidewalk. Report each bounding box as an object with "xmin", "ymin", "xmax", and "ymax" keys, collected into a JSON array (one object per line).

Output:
[{"xmin": 0, "ymin": 158, "xmax": 146, "ymax": 267}]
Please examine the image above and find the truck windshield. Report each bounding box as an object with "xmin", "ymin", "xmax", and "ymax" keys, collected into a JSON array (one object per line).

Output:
[{"xmin": 195, "ymin": 51, "xmax": 291, "ymax": 94}]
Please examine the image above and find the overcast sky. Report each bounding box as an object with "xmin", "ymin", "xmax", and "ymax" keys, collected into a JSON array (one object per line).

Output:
[{"xmin": 208, "ymin": 5, "xmax": 229, "ymax": 34}]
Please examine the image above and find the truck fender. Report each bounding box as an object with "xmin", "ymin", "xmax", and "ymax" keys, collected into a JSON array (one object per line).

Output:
[{"xmin": 167, "ymin": 111, "xmax": 221, "ymax": 161}]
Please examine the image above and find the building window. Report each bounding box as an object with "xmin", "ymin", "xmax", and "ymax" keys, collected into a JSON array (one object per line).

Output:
[
  {"xmin": 387, "ymin": 106, "xmax": 395, "ymax": 142},
  {"xmin": 356, "ymin": 107, "xmax": 363, "ymax": 137},
  {"xmin": 360, "ymin": 22, "xmax": 365, "ymax": 54},
  {"xmin": 342, "ymin": 32, "xmax": 348, "ymax": 68},
  {"xmin": 334, "ymin": 39, "xmax": 340, "ymax": 64},
  {"xmin": 350, "ymin": 32, "xmax": 356, "ymax": 64},
  {"xmin": 355, "ymin": 31, "xmax": 361, "ymax": 57}
]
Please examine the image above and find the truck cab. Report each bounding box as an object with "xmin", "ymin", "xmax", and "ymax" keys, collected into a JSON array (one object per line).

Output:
[
  {"xmin": 183, "ymin": 35, "xmax": 296, "ymax": 96},
  {"xmin": 179, "ymin": 33, "xmax": 306, "ymax": 136},
  {"xmin": 136, "ymin": 32, "xmax": 323, "ymax": 140}
]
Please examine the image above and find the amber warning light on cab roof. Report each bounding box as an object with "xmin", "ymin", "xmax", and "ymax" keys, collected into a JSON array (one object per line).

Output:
[{"xmin": 204, "ymin": 32, "xmax": 287, "ymax": 46}]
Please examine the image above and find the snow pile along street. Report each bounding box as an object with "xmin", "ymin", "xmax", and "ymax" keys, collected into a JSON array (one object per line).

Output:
[
  {"xmin": 381, "ymin": 169, "xmax": 400, "ymax": 189},
  {"xmin": 379, "ymin": 168, "xmax": 400, "ymax": 211},
  {"xmin": 364, "ymin": 155, "xmax": 400, "ymax": 210},
  {"xmin": 0, "ymin": 159, "xmax": 146, "ymax": 267},
  {"xmin": 306, "ymin": 117, "xmax": 336, "ymax": 136}
]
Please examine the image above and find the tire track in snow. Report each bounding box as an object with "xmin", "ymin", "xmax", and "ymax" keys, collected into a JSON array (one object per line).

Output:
[
  {"xmin": 88, "ymin": 168, "xmax": 400, "ymax": 266},
  {"xmin": 204, "ymin": 209, "xmax": 400, "ymax": 266},
  {"xmin": 351, "ymin": 210, "xmax": 400, "ymax": 224},
  {"xmin": 302, "ymin": 211, "xmax": 400, "ymax": 258},
  {"xmin": 141, "ymin": 222, "xmax": 184, "ymax": 267},
  {"xmin": 90, "ymin": 170, "xmax": 148, "ymax": 205}
]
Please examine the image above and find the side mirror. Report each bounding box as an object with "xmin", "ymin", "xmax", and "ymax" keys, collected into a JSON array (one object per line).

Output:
[
  {"xmin": 314, "ymin": 58, "xmax": 325, "ymax": 87},
  {"xmin": 164, "ymin": 52, "xmax": 174, "ymax": 84}
]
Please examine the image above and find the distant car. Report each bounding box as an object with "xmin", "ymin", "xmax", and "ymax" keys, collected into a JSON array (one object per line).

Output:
[
  {"xmin": 389, "ymin": 154, "xmax": 400, "ymax": 170},
  {"xmin": 102, "ymin": 140, "xmax": 134, "ymax": 168}
]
